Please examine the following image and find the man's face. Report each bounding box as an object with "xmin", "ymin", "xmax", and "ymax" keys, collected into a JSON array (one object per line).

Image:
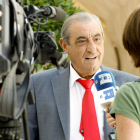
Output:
[{"xmin": 60, "ymin": 19, "xmax": 104, "ymax": 79}]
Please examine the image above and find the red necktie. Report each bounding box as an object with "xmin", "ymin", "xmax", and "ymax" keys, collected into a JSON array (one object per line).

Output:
[{"xmin": 77, "ymin": 79, "xmax": 100, "ymax": 140}]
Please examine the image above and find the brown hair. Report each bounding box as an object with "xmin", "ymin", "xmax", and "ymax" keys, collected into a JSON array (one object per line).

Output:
[{"xmin": 123, "ymin": 6, "xmax": 140, "ymax": 67}]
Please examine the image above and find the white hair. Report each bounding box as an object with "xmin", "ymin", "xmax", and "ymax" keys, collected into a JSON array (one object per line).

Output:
[{"xmin": 61, "ymin": 12, "xmax": 104, "ymax": 45}]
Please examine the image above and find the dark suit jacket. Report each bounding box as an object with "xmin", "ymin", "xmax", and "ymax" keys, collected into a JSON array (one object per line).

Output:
[{"xmin": 26, "ymin": 65, "xmax": 138, "ymax": 140}]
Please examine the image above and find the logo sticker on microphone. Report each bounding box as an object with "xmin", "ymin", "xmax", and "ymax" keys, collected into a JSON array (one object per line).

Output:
[
  {"xmin": 99, "ymin": 73, "xmax": 113, "ymax": 85},
  {"xmin": 98, "ymin": 87, "xmax": 116, "ymax": 105},
  {"xmin": 103, "ymin": 89, "xmax": 115, "ymax": 100}
]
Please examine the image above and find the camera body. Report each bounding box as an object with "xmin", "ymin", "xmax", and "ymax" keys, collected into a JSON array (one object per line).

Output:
[
  {"xmin": 34, "ymin": 31, "xmax": 58, "ymax": 64},
  {"xmin": 0, "ymin": 0, "xmax": 67, "ymax": 139}
]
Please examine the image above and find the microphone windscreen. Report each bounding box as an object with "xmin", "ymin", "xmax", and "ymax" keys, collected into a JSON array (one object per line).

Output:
[
  {"xmin": 51, "ymin": 6, "xmax": 65, "ymax": 21},
  {"xmin": 94, "ymin": 71, "xmax": 116, "ymax": 91}
]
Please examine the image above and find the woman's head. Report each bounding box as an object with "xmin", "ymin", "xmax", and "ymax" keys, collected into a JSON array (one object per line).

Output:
[{"xmin": 123, "ymin": 6, "xmax": 140, "ymax": 67}]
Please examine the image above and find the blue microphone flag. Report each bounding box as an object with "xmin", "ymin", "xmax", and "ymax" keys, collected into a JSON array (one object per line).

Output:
[{"xmin": 94, "ymin": 71, "xmax": 116, "ymax": 91}]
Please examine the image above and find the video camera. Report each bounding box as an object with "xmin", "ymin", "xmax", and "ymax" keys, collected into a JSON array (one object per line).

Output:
[{"xmin": 0, "ymin": 0, "xmax": 68, "ymax": 139}]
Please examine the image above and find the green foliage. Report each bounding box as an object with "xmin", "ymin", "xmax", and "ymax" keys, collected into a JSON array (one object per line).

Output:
[{"xmin": 23, "ymin": 0, "xmax": 84, "ymax": 72}]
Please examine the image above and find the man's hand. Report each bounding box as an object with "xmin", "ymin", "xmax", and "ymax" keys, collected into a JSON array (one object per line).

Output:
[{"xmin": 106, "ymin": 103, "xmax": 116, "ymax": 129}]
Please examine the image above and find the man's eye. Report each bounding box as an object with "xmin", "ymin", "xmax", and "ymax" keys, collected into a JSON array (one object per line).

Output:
[
  {"xmin": 93, "ymin": 37, "xmax": 102, "ymax": 44},
  {"xmin": 78, "ymin": 40, "xmax": 86, "ymax": 43},
  {"xmin": 94, "ymin": 38, "xmax": 100, "ymax": 41},
  {"xmin": 76, "ymin": 40, "xmax": 86, "ymax": 44}
]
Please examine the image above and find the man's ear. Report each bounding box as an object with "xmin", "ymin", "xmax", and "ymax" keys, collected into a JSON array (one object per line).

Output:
[{"xmin": 60, "ymin": 38, "xmax": 68, "ymax": 52}]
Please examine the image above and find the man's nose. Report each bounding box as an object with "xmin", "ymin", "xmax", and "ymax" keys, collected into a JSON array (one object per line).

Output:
[{"xmin": 86, "ymin": 39, "xmax": 97, "ymax": 53}]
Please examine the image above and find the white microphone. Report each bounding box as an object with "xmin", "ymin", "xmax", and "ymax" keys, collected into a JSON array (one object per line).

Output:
[{"xmin": 94, "ymin": 71, "xmax": 119, "ymax": 110}]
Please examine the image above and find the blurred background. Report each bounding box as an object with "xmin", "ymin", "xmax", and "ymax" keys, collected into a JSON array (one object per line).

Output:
[{"xmin": 25, "ymin": 0, "xmax": 140, "ymax": 76}]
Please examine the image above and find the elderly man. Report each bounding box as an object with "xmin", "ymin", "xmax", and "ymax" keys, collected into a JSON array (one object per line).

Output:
[{"xmin": 27, "ymin": 12, "xmax": 138, "ymax": 140}]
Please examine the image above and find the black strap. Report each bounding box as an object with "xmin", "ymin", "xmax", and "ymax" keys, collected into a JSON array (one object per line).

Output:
[{"xmin": 0, "ymin": 60, "xmax": 30, "ymax": 119}]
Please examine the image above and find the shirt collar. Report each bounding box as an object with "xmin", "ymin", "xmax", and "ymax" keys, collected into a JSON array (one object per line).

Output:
[{"xmin": 69, "ymin": 61, "xmax": 101, "ymax": 88}]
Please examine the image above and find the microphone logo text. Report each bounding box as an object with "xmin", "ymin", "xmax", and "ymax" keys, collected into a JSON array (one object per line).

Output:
[
  {"xmin": 99, "ymin": 73, "xmax": 113, "ymax": 85},
  {"xmin": 100, "ymin": 89, "xmax": 115, "ymax": 100}
]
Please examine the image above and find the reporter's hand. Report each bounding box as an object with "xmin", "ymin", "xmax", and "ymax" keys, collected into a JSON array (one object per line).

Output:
[
  {"xmin": 106, "ymin": 103, "xmax": 116, "ymax": 129},
  {"xmin": 106, "ymin": 112, "xmax": 116, "ymax": 129}
]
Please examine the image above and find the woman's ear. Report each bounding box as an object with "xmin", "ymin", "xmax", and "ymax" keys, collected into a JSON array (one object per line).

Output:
[{"xmin": 60, "ymin": 38, "xmax": 68, "ymax": 52}]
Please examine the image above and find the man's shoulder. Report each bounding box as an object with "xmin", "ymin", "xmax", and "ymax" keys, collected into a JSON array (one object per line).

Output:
[
  {"xmin": 101, "ymin": 65, "xmax": 139, "ymax": 86},
  {"xmin": 31, "ymin": 66, "xmax": 70, "ymax": 81},
  {"xmin": 101, "ymin": 65, "xmax": 137, "ymax": 77},
  {"xmin": 31, "ymin": 68, "xmax": 58, "ymax": 79}
]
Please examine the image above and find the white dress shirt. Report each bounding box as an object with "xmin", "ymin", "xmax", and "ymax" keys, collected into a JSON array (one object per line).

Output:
[{"xmin": 69, "ymin": 63, "xmax": 105, "ymax": 140}]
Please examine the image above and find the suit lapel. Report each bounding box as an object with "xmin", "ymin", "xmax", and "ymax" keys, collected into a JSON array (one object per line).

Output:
[{"xmin": 51, "ymin": 66, "xmax": 70, "ymax": 140}]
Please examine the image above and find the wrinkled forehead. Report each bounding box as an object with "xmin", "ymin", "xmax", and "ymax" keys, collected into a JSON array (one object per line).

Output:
[{"xmin": 69, "ymin": 19, "xmax": 102, "ymax": 37}]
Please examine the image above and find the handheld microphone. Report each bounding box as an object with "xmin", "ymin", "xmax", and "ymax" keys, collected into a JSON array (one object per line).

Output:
[{"xmin": 94, "ymin": 71, "xmax": 117, "ymax": 110}]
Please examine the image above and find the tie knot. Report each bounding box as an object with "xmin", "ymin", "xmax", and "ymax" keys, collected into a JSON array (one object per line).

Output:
[{"xmin": 76, "ymin": 79, "xmax": 94, "ymax": 89}]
